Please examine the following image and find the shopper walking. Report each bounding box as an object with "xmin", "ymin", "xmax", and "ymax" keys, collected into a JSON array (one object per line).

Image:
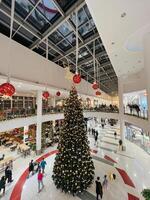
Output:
[
  {"xmin": 95, "ymin": 177, "xmax": 103, "ymax": 200},
  {"xmin": 114, "ymin": 132, "xmax": 117, "ymax": 140},
  {"xmin": 40, "ymin": 158, "xmax": 47, "ymax": 174},
  {"xmin": 119, "ymin": 139, "xmax": 123, "ymax": 151},
  {"xmin": 37, "ymin": 169, "xmax": 44, "ymax": 193},
  {"xmin": 102, "ymin": 175, "xmax": 108, "ymax": 191},
  {"xmin": 0, "ymin": 176, "xmax": 6, "ymax": 195},
  {"xmin": 28, "ymin": 160, "xmax": 34, "ymax": 177},
  {"xmin": 5, "ymin": 166, "xmax": 13, "ymax": 183},
  {"xmin": 94, "ymin": 135, "xmax": 98, "ymax": 146}
]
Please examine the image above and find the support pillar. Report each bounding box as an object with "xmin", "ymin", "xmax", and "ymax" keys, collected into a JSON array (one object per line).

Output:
[
  {"xmin": 36, "ymin": 90, "xmax": 42, "ymax": 155},
  {"xmin": 52, "ymin": 96, "xmax": 56, "ymax": 108},
  {"xmin": 118, "ymin": 77, "xmax": 126, "ymax": 150},
  {"xmin": 144, "ymin": 33, "xmax": 150, "ymax": 132}
]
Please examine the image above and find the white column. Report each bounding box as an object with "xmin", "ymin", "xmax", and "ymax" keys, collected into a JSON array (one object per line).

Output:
[
  {"xmin": 36, "ymin": 90, "xmax": 42, "ymax": 154},
  {"xmin": 52, "ymin": 96, "xmax": 56, "ymax": 107},
  {"xmin": 23, "ymin": 125, "xmax": 29, "ymax": 144},
  {"xmin": 118, "ymin": 77, "xmax": 126, "ymax": 149},
  {"xmin": 144, "ymin": 33, "xmax": 150, "ymax": 132}
]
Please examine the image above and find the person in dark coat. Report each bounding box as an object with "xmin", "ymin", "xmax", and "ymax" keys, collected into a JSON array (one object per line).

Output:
[
  {"xmin": 28, "ymin": 160, "xmax": 34, "ymax": 177},
  {"xmin": 0, "ymin": 176, "xmax": 6, "ymax": 195},
  {"xmin": 114, "ymin": 131, "xmax": 117, "ymax": 140},
  {"xmin": 95, "ymin": 177, "xmax": 103, "ymax": 200},
  {"xmin": 119, "ymin": 139, "xmax": 123, "ymax": 151},
  {"xmin": 5, "ymin": 166, "xmax": 13, "ymax": 183},
  {"xmin": 96, "ymin": 131, "xmax": 99, "ymax": 137},
  {"xmin": 94, "ymin": 135, "xmax": 98, "ymax": 146}
]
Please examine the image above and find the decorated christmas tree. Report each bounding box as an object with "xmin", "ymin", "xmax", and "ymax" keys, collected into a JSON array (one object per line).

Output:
[{"xmin": 52, "ymin": 87, "xmax": 95, "ymax": 195}]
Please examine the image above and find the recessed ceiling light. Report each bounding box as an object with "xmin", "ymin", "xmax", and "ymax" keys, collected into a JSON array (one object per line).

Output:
[{"xmin": 121, "ymin": 12, "xmax": 126, "ymax": 18}]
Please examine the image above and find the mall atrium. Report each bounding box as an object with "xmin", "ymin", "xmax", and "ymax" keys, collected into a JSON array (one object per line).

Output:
[{"xmin": 0, "ymin": 0, "xmax": 150, "ymax": 200}]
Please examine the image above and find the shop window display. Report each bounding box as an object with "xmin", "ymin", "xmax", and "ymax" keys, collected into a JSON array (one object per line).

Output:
[{"xmin": 125, "ymin": 123, "xmax": 150, "ymax": 154}]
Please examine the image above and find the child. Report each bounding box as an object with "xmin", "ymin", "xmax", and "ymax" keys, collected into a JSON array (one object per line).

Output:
[
  {"xmin": 102, "ymin": 175, "xmax": 108, "ymax": 190},
  {"xmin": 37, "ymin": 169, "xmax": 44, "ymax": 193},
  {"xmin": 40, "ymin": 158, "xmax": 47, "ymax": 174}
]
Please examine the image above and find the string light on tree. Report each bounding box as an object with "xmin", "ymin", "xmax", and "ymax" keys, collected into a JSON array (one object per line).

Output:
[{"xmin": 52, "ymin": 86, "xmax": 95, "ymax": 195}]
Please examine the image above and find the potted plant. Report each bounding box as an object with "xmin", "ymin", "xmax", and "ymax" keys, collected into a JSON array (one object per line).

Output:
[{"xmin": 142, "ymin": 189, "xmax": 150, "ymax": 200}]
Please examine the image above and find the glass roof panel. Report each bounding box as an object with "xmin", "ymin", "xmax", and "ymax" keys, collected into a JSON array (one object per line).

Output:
[
  {"xmin": 58, "ymin": 22, "xmax": 72, "ymax": 36},
  {"xmin": 27, "ymin": 8, "xmax": 50, "ymax": 32},
  {"xmin": 19, "ymin": 27, "xmax": 37, "ymax": 41},
  {"xmin": 49, "ymin": 48, "xmax": 60, "ymax": 57},
  {"xmin": 78, "ymin": 47, "xmax": 90, "ymax": 61},
  {"xmin": 83, "ymin": 4, "xmax": 92, "ymax": 19},
  {"xmin": 66, "ymin": 32, "xmax": 76, "ymax": 45},
  {"xmin": 49, "ymin": 31, "xmax": 63, "ymax": 44},
  {"xmin": 36, "ymin": 0, "xmax": 59, "ymax": 21},
  {"xmin": 57, "ymin": 39, "xmax": 72, "ymax": 51},
  {"xmin": 55, "ymin": 0, "xmax": 77, "ymax": 12},
  {"xmin": 2, "ymin": 0, "xmax": 34, "ymax": 19},
  {"xmin": 79, "ymin": 20, "xmax": 95, "ymax": 37},
  {"xmin": 70, "ymin": 8, "xmax": 88, "ymax": 27}
]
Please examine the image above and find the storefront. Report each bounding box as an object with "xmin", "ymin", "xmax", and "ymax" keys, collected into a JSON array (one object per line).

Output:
[{"xmin": 125, "ymin": 123, "xmax": 150, "ymax": 154}]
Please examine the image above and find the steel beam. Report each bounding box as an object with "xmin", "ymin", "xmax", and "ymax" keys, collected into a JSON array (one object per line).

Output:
[
  {"xmin": 53, "ymin": 32, "xmax": 99, "ymax": 62},
  {"xmin": 30, "ymin": 0, "xmax": 85, "ymax": 49}
]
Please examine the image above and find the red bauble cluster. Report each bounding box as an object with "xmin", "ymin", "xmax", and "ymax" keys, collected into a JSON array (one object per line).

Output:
[
  {"xmin": 56, "ymin": 91, "xmax": 61, "ymax": 96},
  {"xmin": 73, "ymin": 74, "xmax": 81, "ymax": 84},
  {"xmin": 0, "ymin": 82, "xmax": 15, "ymax": 97},
  {"xmin": 43, "ymin": 91, "xmax": 50, "ymax": 99},
  {"xmin": 96, "ymin": 91, "xmax": 101, "ymax": 96},
  {"xmin": 92, "ymin": 82, "xmax": 99, "ymax": 90}
]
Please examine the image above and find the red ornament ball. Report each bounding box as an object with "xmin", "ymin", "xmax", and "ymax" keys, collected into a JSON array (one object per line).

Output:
[
  {"xmin": 56, "ymin": 91, "xmax": 61, "ymax": 96},
  {"xmin": 92, "ymin": 82, "xmax": 99, "ymax": 90},
  {"xmin": 73, "ymin": 74, "xmax": 81, "ymax": 84},
  {"xmin": 0, "ymin": 82, "xmax": 15, "ymax": 96},
  {"xmin": 96, "ymin": 91, "xmax": 101, "ymax": 96},
  {"xmin": 43, "ymin": 91, "xmax": 50, "ymax": 99}
]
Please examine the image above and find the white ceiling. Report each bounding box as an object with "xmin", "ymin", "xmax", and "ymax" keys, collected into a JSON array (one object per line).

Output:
[{"xmin": 85, "ymin": 0, "xmax": 150, "ymax": 77}]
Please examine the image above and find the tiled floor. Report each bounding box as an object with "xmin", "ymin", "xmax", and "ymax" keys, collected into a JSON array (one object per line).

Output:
[{"xmin": 1, "ymin": 123, "xmax": 150, "ymax": 200}]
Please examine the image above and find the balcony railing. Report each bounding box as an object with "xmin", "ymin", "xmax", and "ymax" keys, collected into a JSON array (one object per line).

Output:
[
  {"xmin": 124, "ymin": 106, "xmax": 148, "ymax": 120},
  {"xmin": 0, "ymin": 105, "xmax": 119, "ymax": 121}
]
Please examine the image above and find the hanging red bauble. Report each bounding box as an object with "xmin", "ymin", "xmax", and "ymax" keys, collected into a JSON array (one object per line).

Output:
[
  {"xmin": 92, "ymin": 82, "xmax": 99, "ymax": 90},
  {"xmin": 96, "ymin": 91, "xmax": 101, "ymax": 96},
  {"xmin": 56, "ymin": 91, "xmax": 61, "ymax": 96},
  {"xmin": 73, "ymin": 73, "xmax": 81, "ymax": 84},
  {"xmin": 0, "ymin": 82, "xmax": 15, "ymax": 96},
  {"xmin": 43, "ymin": 91, "xmax": 50, "ymax": 99}
]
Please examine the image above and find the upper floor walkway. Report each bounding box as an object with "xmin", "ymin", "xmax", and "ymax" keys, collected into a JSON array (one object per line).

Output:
[{"xmin": 0, "ymin": 109, "xmax": 149, "ymax": 133}]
